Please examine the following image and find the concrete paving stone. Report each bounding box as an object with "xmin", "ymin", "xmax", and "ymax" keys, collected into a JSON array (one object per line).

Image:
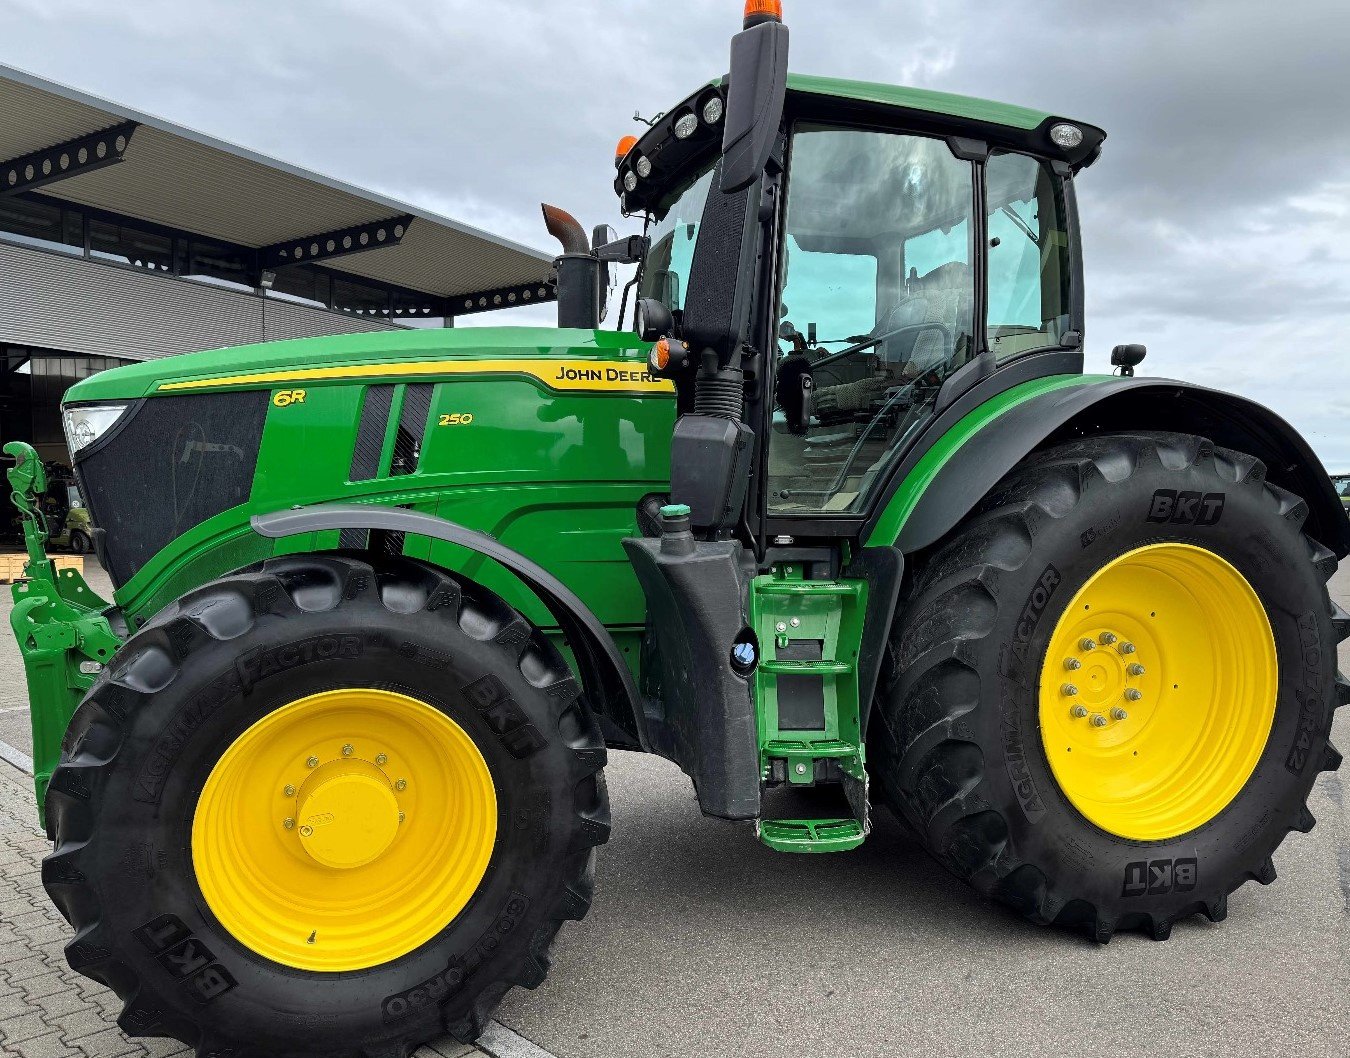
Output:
[
  {"xmin": 415, "ymin": 1042, "xmax": 479, "ymax": 1058},
  {"xmin": 27, "ymin": 987, "xmax": 86, "ymax": 1023},
  {"xmin": 60, "ymin": 1028, "xmax": 139, "ymax": 1058},
  {"xmin": 0, "ymin": 987, "xmax": 32, "ymax": 1020},
  {"xmin": 2, "ymin": 958, "xmax": 55, "ymax": 986},
  {"xmin": 13, "ymin": 975, "xmax": 66, "ymax": 1002},
  {"xmin": 0, "ymin": 1010, "xmax": 53, "ymax": 1045},
  {"xmin": 3, "ymin": 1031, "xmax": 78, "ymax": 1058},
  {"xmin": 52, "ymin": 1008, "xmax": 118, "ymax": 1047}
]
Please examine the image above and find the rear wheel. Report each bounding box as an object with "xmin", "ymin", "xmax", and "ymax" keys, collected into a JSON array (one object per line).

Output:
[
  {"xmin": 43, "ymin": 553, "xmax": 609, "ymax": 1056},
  {"xmin": 874, "ymin": 432, "xmax": 1348, "ymax": 941},
  {"xmin": 69, "ymin": 530, "xmax": 91, "ymax": 555}
]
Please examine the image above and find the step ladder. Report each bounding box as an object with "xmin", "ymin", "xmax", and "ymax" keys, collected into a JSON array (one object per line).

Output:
[{"xmin": 749, "ymin": 573, "xmax": 869, "ymax": 853}]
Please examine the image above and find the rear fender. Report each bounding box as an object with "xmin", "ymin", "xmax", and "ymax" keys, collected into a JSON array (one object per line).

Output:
[
  {"xmin": 251, "ymin": 505, "xmax": 645, "ymax": 750},
  {"xmin": 872, "ymin": 377, "xmax": 1350, "ymax": 558}
]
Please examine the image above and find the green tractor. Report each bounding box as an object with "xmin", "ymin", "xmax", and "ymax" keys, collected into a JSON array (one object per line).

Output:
[{"xmin": 6, "ymin": 3, "xmax": 1347, "ymax": 1055}]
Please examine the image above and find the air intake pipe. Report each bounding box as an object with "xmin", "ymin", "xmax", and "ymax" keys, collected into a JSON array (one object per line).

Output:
[{"xmin": 542, "ymin": 203, "xmax": 602, "ymax": 329}]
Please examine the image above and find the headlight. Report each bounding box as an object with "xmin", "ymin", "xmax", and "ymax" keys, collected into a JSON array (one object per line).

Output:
[
  {"xmin": 1049, "ymin": 122, "xmax": 1084, "ymax": 149},
  {"xmin": 63, "ymin": 403, "xmax": 129, "ymax": 455}
]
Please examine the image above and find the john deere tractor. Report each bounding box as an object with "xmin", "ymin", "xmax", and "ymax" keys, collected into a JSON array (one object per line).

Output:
[{"xmin": 6, "ymin": 3, "xmax": 1347, "ymax": 1055}]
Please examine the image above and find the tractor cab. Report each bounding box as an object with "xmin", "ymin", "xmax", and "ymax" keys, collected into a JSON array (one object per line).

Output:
[{"xmin": 575, "ymin": 4, "xmax": 1104, "ymax": 845}]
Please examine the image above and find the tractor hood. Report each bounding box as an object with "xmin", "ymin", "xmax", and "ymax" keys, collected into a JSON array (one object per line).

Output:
[{"xmin": 63, "ymin": 326, "xmax": 663, "ymax": 404}]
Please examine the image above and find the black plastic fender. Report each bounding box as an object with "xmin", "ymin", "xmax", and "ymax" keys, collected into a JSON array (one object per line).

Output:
[
  {"xmin": 251, "ymin": 504, "xmax": 645, "ymax": 749},
  {"xmin": 886, "ymin": 377, "xmax": 1350, "ymax": 558}
]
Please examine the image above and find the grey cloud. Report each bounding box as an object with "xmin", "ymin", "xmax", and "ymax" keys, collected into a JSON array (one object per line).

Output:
[{"xmin": 3, "ymin": 0, "xmax": 1350, "ymax": 464}]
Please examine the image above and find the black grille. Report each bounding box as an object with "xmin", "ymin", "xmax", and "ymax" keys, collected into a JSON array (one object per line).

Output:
[
  {"xmin": 75, "ymin": 392, "xmax": 269, "ymax": 587},
  {"xmin": 350, "ymin": 385, "xmax": 394, "ymax": 482},
  {"xmin": 391, "ymin": 384, "xmax": 434, "ymax": 476}
]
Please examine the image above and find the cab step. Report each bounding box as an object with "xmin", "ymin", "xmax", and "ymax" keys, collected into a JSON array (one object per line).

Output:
[
  {"xmin": 757, "ymin": 817, "xmax": 865, "ymax": 854},
  {"xmin": 748, "ymin": 568, "xmax": 870, "ymax": 853}
]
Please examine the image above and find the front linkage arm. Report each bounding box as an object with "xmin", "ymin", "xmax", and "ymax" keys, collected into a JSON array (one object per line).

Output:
[{"xmin": 4, "ymin": 441, "xmax": 122, "ymax": 828}]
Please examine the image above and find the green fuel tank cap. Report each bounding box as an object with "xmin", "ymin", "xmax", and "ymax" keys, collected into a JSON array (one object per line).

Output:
[{"xmin": 660, "ymin": 504, "xmax": 691, "ymax": 518}]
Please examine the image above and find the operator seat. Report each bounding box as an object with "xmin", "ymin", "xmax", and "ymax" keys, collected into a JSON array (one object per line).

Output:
[{"xmin": 876, "ymin": 260, "xmax": 972, "ymax": 377}]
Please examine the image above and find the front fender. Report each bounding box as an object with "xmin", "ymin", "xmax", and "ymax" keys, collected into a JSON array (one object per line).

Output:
[
  {"xmin": 868, "ymin": 376, "xmax": 1350, "ymax": 558},
  {"xmin": 251, "ymin": 504, "xmax": 645, "ymax": 749}
]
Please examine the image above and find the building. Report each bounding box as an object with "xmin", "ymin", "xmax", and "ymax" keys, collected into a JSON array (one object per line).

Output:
[{"xmin": 0, "ymin": 63, "xmax": 557, "ymax": 466}]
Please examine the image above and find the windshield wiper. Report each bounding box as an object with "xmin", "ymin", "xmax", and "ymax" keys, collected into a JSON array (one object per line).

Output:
[{"xmin": 999, "ymin": 206, "xmax": 1039, "ymax": 246}]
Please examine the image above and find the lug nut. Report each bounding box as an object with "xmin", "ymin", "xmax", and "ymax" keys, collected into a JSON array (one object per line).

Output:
[
  {"xmin": 1064, "ymin": 658, "xmax": 1082, "ymax": 671},
  {"xmin": 775, "ymin": 622, "xmax": 787, "ymax": 633},
  {"xmin": 1111, "ymin": 707, "xmax": 1129, "ymax": 721},
  {"xmin": 299, "ymin": 825, "xmax": 314, "ymax": 838},
  {"xmin": 794, "ymin": 762, "xmax": 808, "ymax": 776},
  {"xmin": 790, "ymin": 618, "xmax": 801, "ymax": 628},
  {"xmin": 1099, "ymin": 631, "xmax": 1118, "ymax": 645},
  {"xmin": 1079, "ymin": 638, "xmax": 1096, "ymax": 651},
  {"xmin": 375, "ymin": 753, "xmax": 388, "ymax": 766},
  {"xmin": 283, "ymin": 817, "xmax": 295, "ymax": 830},
  {"xmin": 395, "ymin": 779, "xmax": 408, "ymax": 792},
  {"xmin": 1090, "ymin": 714, "xmax": 1108, "ymax": 728},
  {"xmin": 342, "ymin": 744, "xmax": 354, "ymax": 757},
  {"xmin": 1127, "ymin": 663, "xmax": 1146, "ymax": 676},
  {"xmin": 1124, "ymin": 688, "xmax": 1143, "ymax": 702},
  {"xmin": 1071, "ymin": 705, "xmax": 1089, "ymax": 718},
  {"xmin": 283, "ymin": 785, "xmax": 296, "ymax": 797},
  {"xmin": 1061, "ymin": 683, "xmax": 1079, "ymax": 697},
  {"xmin": 306, "ymin": 756, "xmax": 319, "ymax": 769},
  {"xmin": 1118, "ymin": 642, "xmax": 1136, "ymax": 655},
  {"xmin": 399, "ymin": 812, "xmax": 406, "ymax": 824}
]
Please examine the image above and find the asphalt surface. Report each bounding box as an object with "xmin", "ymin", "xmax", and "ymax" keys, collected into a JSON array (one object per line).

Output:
[{"xmin": 1, "ymin": 556, "xmax": 1347, "ymax": 1058}]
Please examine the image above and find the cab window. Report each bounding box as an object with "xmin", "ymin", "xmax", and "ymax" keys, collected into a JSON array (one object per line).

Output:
[
  {"xmin": 768, "ymin": 123, "xmax": 975, "ymax": 516},
  {"xmin": 986, "ymin": 152, "xmax": 1071, "ymax": 360}
]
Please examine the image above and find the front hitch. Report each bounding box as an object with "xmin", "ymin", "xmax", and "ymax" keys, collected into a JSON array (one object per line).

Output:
[{"xmin": 5, "ymin": 441, "xmax": 122, "ymax": 828}]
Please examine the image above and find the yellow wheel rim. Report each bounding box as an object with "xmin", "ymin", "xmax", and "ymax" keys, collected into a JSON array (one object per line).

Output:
[
  {"xmin": 192, "ymin": 688, "xmax": 497, "ymax": 972},
  {"xmin": 1038, "ymin": 543, "xmax": 1277, "ymax": 841}
]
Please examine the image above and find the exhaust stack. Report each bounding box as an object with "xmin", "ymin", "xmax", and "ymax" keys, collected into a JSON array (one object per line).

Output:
[{"xmin": 541, "ymin": 203, "xmax": 602, "ymax": 329}]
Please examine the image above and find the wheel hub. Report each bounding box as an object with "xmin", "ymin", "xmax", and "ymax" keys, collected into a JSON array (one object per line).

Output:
[
  {"xmin": 293, "ymin": 762, "xmax": 402, "ymax": 870},
  {"xmin": 1038, "ymin": 543, "xmax": 1277, "ymax": 841},
  {"xmin": 193, "ymin": 688, "xmax": 497, "ymax": 972}
]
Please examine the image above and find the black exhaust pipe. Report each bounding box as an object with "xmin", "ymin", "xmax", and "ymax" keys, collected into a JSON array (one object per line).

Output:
[{"xmin": 542, "ymin": 203, "xmax": 602, "ymax": 329}]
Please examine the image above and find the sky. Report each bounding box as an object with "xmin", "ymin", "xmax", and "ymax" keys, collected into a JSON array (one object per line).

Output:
[{"xmin": 3, "ymin": 0, "xmax": 1350, "ymax": 463}]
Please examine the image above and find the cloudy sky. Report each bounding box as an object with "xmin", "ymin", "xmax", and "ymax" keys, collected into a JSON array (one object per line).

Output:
[{"xmin": 4, "ymin": 0, "xmax": 1350, "ymax": 463}]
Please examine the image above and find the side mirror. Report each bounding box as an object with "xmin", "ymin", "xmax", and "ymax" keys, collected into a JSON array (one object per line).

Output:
[
  {"xmin": 720, "ymin": 19, "xmax": 790, "ymax": 194},
  {"xmin": 635, "ymin": 298, "xmax": 674, "ymax": 342},
  {"xmin": 592, "ymin": 224, "xmax": 618, "ymax": 251},
  {"xmin": 1111, "ymin": 343, "xmax": 1147, "ymax": 377}
]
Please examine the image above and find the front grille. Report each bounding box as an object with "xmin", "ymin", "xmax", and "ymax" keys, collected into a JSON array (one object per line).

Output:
[{"xmin": 75, "ymin": 391, "xmax": 269, "ymax": 587}]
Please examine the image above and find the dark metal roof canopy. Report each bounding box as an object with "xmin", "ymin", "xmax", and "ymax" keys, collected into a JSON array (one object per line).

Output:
[{"xmin": 0, "ymin": 64, "xmax": 556, "ymax": 318}]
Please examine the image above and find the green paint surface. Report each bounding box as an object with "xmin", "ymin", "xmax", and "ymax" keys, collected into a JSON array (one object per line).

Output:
[
  {"xmin": 787, "ymin": 73, "xmax": 1055, "ymax": 131},
  {"xmin": 864, "ymin": 374, "xmax": 1107, "ymax": 547}
]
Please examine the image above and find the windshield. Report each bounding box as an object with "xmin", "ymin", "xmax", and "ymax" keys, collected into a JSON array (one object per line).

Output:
[
  {"xmin": 637, "ymin": 162, "xmax": 717, "ymax": 319},
  {"xmin": 768, "ymin": 124, "xmax": 975, "ymax": 515}
]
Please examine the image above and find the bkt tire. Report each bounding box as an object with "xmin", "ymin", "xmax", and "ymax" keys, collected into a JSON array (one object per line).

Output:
[
  {"xmin": 874, "ymin": 432, "xmax": 1347, "ymax": 941},
  {"xmin": 42, "ymin": 553, "xmax": 609, "ymax": 1057}
]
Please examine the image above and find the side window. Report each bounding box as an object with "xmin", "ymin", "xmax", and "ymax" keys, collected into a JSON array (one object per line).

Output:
[
  {"xmin": 986, "ymin": 153, "xmax": 1071, "ymax": 360},
  {"xmin": 780, "ymin": 235, "xmax": 878, "ymax": 349},
  {"xmin": 768, "ymin": 124, "xmax": 975, "ymax": 517}
]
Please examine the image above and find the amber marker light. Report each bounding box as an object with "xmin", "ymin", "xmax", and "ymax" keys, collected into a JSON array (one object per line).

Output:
[
  {"xmin": 651, "ymin": 338, "xmax": 672, "ymax": 372},
  {"xmin": 614, "ymin": 135, "xmax": 639, "ymax": 168},
  {"xmin": 744, "ymin": 0, "xmax": 783, "ymax": 28}
]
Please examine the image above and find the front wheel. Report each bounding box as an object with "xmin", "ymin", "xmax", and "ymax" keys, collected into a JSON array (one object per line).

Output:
[
  {"xmin": 874, "ymin": 432, "xmax": 1347, "ymax": 941},
  {"xmin": 43, "ymin": 553, "xmax": 609, "ymax": 1057}
]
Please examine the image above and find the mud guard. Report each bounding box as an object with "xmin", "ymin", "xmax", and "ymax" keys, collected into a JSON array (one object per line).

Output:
[
  {"xmin": 250, "ymin": 505, "xmax": 645, "ymax": 750},
  {"xmin": 878, "ymin": 377, "xmax": 1350, "ymax": 558}
]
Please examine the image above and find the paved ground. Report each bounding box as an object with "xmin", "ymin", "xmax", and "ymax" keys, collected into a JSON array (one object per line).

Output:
[{"xmin": 2, "ymin": 555, "xmax": 1348, "ymax": 1057}]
